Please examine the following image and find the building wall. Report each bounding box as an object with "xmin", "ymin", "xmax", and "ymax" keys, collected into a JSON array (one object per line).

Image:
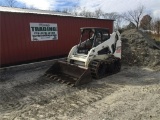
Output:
[{"xmin": 0, "ymin": 12, "xmax": 113, "ymax": 66}]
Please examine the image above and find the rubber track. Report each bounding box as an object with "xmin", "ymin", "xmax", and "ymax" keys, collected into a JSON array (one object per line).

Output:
[{"xmin": 89, "ymin": 57, "xmax": 121, "ymax": 79}]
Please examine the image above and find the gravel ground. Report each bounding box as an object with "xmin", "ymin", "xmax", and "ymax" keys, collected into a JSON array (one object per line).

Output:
[{"xmin": 0, "ymin": 63, "xmax": 160, "ymax": 120}]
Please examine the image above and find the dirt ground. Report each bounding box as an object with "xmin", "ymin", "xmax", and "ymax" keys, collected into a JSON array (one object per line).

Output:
[{"xmin": 0, "ymin": 64, "xmax": 160, "ymax": 120}]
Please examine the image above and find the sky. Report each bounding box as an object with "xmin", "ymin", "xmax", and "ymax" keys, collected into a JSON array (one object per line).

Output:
[{"xmin": 0, "ymin": 0, "xmax": 160, "ymax": 18}]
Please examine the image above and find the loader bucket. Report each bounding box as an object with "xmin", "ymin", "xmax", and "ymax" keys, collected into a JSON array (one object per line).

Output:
[{"xmin": 45, "ymin": 61, "xmax": 92, "ymax": 86}]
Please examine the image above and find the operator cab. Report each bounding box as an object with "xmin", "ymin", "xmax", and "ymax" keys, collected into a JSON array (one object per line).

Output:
[{"xmin": 78, "ymin": 27, "xmax": 110, "ymax": 54}]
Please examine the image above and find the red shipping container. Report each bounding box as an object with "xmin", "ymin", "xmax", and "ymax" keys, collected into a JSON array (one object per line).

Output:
[{"xmin": 0, "ymin": 7, "xmax": 114, "ymax": 66}]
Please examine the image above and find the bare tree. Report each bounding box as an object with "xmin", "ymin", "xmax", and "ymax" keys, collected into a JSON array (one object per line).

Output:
[
  {"xmin": 61, "ymin": 8, "xmax": 72, "ymax": 13},
  {"xmin": 78, "ymin": 7, "xmax": 95, "ymax": 18},
  {"xmin": 103, "ymin": 12, "xmax": 118, "ymax": 19},
  {"xmin": 94, "ymin": 8, "xmax": 103, "ymax": 18},
  {"xmin": 71, "ymin": 7, "xmax": 96, "ymax": 18},
  {"xmin": 103, "ymin": 12, "xmax": 123, "ymax": 29},
  {"xmin": 82, "ymin": 11, "xmax": 94, "ymax": 18},
  {"xmin": 70, "ymin": 5, "xmax": 81, "ymax": 16},
  {"xmin": 21, "ymin": 5, "xmax": 37, "ymax": 10},
  {"xmin": 70, "ymin": 7, "xmax": 123, "ymax": 29},
  {"xmin": 5, "ymin": 0, "xmax": 17, "ymax": 7},
  {"xmin": 122, "ymin": 5, "xmax": 144, "ymax": 29}
]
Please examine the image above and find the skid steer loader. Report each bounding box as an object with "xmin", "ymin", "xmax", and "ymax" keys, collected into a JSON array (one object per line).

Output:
[{"xmin": 45, "ymin": 27, "xmax": 121, "ymax": 87}]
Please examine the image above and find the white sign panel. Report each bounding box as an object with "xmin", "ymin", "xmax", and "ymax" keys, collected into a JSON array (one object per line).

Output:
[{"xmin": 30, "ymin": 23, "xmax": 58, "ymax": 41}]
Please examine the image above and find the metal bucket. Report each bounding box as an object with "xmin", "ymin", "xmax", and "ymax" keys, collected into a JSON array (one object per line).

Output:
[{"xmin": 45, "ymin": 61, "xmax": 92, "ymax": 86}]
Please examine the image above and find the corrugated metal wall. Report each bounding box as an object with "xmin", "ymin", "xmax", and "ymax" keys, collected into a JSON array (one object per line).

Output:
[{"xmin": 0, "ymin": 12, "xmax": 113, "ymax": 66}]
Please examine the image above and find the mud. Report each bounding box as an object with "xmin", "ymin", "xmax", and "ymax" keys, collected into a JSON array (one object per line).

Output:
[{"xmin": 0, "ymin": 65, "xmax": 160, "ymax": 120}]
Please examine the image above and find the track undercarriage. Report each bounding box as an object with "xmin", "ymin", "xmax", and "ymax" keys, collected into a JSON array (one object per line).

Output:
[
  {"xmin": 44, "ymin": 57, "xmax": 121, "ymax": 87},
  {"xmin": 89, "ymin": 57, "xmax": 121, "ymax": 79}
]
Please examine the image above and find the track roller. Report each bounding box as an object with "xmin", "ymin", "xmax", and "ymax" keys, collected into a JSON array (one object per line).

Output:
[{"xmin": 89, "ymin": 57, "xmax": 121, "ymax": 79}]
